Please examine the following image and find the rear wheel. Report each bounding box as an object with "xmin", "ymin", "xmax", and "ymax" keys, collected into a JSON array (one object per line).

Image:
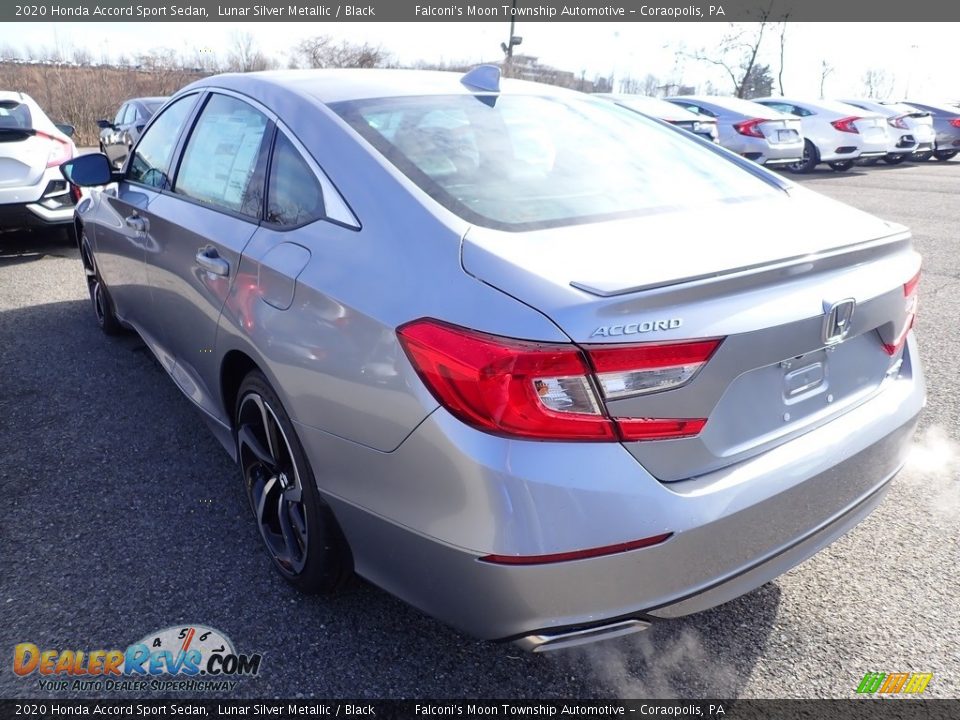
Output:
[
  {"xmin": 933, "ymin": 150, "xmax": 958, "ymax": 161},
  {"xmin": 828, "ymin": 160, "xmax": 855, "ymax": 172},
  {"xmin": 235, "ymin": 371, "xmax": 353, "ymax": 594},
  {"xmin": 882, "ymin": 155, "xmax": 907, "ymax": 165},
  {"xmin": 788, "ymin": 140, "xmax": 819, "ymax": 174},
  {"xmin": 80, "ymin": 233, "xmax": 123, "ymax": 336}
]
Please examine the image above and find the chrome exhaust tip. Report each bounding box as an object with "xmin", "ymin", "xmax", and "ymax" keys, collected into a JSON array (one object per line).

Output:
[{"xmin": 513, "ymin": 618, "xmax": 651, "ymax": 653}]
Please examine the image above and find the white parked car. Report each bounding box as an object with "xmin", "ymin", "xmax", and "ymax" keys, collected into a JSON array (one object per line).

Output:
[
  {"xmin": 0, "ymin": 91, "xmax": 78, "ymax": 236},
  {"xmin": 753, "ymin": 97, "xmax": 888, "ymax": 173},
  {"xmin": 839, "ymin": 98, "xmax": 936, "ymax": 165}
]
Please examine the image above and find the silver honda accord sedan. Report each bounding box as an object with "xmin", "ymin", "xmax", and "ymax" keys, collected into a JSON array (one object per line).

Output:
[{"xmin": 61, "ymin": 67, "xmax": 925, "ymax": 652}]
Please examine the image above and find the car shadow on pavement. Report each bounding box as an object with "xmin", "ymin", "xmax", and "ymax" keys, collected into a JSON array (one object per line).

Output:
[
  {"xmin": 0, "ymin": 297, "xmax": 779, "ymax": 701},
  {"xmin": 0, "ymin": 228, "xmax": 77, "ymax": 265}
]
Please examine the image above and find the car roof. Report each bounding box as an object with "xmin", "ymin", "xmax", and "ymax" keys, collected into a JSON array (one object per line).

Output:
[
  {"xmin": 598, "ymin": 94, "xmax": 701, "ymax": 121},
  {"xmin": 182, "ymin": 68, "xmax": 579, "ymax": 107},
  {"xmin": 667, "ymin": 95, "xmax": 789, "ymax": 119},
  {"xmin": 766, "ymin": 97, "xmax": 876, "ymax": 116},
  {"xmin": 839, "ymin": 99, "xmax": 911, "ymax": 115},
  {"xmin": 0, "ymin": 90, "xmax": 34, "ymax": 104},
  {"xmin": 901, "ymin": 100, "xmax": 960, "ymax": 114},
  {"xmin": 132, "ymin": 96, "xmax": 169, "ymax": 104}
]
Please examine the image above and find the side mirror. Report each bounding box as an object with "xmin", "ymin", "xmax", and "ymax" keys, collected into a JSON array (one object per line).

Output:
[
  {"xmin": 60, "ymin": 153, "xmax": 116, "ymax": 186},
  {"xmin": 95, "ymin": 119, "xmax": 115, "ymax": 130},
  {"xmin": 55, "ymin": 123, "xmax": 76, "ymax": 138}
]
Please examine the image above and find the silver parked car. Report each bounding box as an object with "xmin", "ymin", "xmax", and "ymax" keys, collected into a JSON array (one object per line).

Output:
[
  {"xmin": 838, "ymin": 98, "xmax": 936, "ymax": 165},
  {"xmin": 597, "ymin": 93, "xmax": 719, "ymax": 143},
  {"xmin": 898, "ymin": 101, "xmax": 960, "ymax": 161},
  {"xmin": 61, "ymin": 68, "xmax": 924, "ymax": 652},
  {"xmin": 97, "ymin": 96, "xmax": 168, "ymax": 169},
  {"xmin": 754, "ymin": 97, "xmax": 888, "ymax": 173},
  {"xmin": 665, "ymin": 95, "xmax": 803, "ymax": 166}
]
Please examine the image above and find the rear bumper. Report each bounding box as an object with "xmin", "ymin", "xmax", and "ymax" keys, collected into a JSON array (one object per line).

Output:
[
  {"xmin": 302, "ymin": 336, "xmax": 924, "ymax": 642},
  {"xmin": 0, "ymin": 200, "xmax": 74, "ymax": 229}
]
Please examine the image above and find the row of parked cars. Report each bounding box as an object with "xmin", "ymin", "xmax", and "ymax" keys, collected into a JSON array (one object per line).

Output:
[
  {"xmin": 603, "ymin": 93, "xmax": 960, "ymax": 172},
  {"xmin": 2, "ymin": 83, "xmax": 959, "ymax": 241}
]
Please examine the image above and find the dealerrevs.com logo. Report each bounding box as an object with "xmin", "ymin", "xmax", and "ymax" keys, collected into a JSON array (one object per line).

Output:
[{"xmin": 13, "ymin": 625, "xmax": 263, "ymax": 692}]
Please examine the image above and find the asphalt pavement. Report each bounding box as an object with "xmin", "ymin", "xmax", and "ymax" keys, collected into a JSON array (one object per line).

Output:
[{"xmin": 0, "ymin": 159, "xmax": 957, "ymax": 700}]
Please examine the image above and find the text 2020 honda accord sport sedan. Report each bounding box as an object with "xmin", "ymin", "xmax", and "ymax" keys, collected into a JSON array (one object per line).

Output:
[{"xmin": 61, "ymin": 67, "xmax": 925, "ymax": 652}]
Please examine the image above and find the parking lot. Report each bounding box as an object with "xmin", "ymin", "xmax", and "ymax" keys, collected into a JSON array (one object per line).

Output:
[{"xmin": 0, "ymin": 160, "xmax": 957, "ymax": 699}]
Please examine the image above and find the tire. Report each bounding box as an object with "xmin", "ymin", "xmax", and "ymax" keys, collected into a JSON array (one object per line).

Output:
[
  {"xmin": 788, "ymin": 140, "xmax": 819, "ymax": 174},
  {"xmin": 882, "ymin": 155, "xmax": 907, "ymax": 165},
  {"xmin": 80, "ymin": 232, "xmax": 123, "ymax": 336},
  {"xmin": 933, "ymin": 150, "xmax": 958, "ymax": 161},
  {"xmin": 912, "ymin": 151, "xmax": 934, "ymax": 162},
  {"xmin": 235, "ymin": 371, "xmax": 353, "ymax": 594},
  {"xmin": 829, "ymin": 160, "xmax": 855, "ymax": 172}
]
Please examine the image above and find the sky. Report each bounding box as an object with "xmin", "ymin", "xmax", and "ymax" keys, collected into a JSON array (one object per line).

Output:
[{"xmin": 0, "ymin": 22, "xmax": 954, "ymax": 100}]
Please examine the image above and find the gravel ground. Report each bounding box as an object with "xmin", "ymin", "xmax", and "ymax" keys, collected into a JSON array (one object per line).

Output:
[{"xmin": 0, "ymin": 159, "xmax": 957, "ymax": 700}]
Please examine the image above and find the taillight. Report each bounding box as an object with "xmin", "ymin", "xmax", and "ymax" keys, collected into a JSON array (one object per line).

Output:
[
  {"xmin": 883, "ymin": 269, "xmax": 920, "ymax": 356},
  {"xmin": 887, "ymin": 115, "xmax": 909, "ymax": 129},
  {"xmin": 36, "ymin": 131, "xmax": 73, "ymax": 168},
  {"xmin": 831, "ymin": 116, "xmax": 861, "ymax": 134},
  {"xmin": 588, "ymin": 339, "xmax": 721, "ymax": 400},
  {"xmin": 397, "ymin": 319, "xmax": 720, "ymax": 442},
  {"xmin": 733, "ymin": 118, "xmax": 765, "ymax": 138},
  {"xmin": 70, "ymin": 183, "xmax": 82, "ymax": 203},
  {"xmin": 950, "ymin": 118, "xmax": 960, "ymax": 128}
]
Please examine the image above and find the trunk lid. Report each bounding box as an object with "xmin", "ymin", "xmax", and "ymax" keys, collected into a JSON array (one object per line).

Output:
[
  {"xmin": 0, "ymin": 129, "xmax": 48, "ymax": 188},
  {"xmin": 462, "ymin": 187, "xmax": 919, "ymax": 480},
  {"xmin": 853, "ymin": 114, "xmax": 888, "ymax": 146},
  {"xmin": 759, "ymin": 117, "xmax": 802, "ymax": 145}
]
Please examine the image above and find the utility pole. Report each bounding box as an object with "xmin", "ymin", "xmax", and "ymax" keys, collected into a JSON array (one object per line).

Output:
[{"xmin": 501, "ymin": 0, "xmax": 522, "ymax": 62}]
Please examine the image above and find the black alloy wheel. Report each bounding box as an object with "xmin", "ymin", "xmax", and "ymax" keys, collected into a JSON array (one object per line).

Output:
[{"xmin": 235, "ymin": 371, "xmax": 352, "ymax": 593}]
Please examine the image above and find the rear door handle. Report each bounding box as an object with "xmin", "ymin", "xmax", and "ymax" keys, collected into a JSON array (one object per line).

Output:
[
  {"xmin": 196, "ymin": 248, "xmax": 230, "ymax": 277},
  {"xmin": 124, "ymin": 214, "xmax": 146, "ymax": 232}
]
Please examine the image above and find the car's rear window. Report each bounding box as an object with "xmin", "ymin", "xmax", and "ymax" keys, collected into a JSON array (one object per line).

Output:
[
  {"xmin": 0, "ymin": 100, "xmax": 33, "ymax": 129},
  {"xmin": 332, "ymin": 94, "xmax": 779, "ymax": 231}
]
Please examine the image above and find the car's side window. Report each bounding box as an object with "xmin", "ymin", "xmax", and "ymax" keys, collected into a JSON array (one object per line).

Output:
[
  {"xmin": 123, "ymin": 105, "xmax": 137, "ymax": 125},
  {"xmin": 683, "ymin": 104, "xmax": 715, "ymax": 118},
  {"xmin": 173, "ymin": 94, "xmax": 270, "ymax": 218},
  {"xmin": 114, "ymin": 105, "xmax": 127, "ymax": 125},
  {"xmin": 266, "ymin": 131, "xmax": 325, "ymax": 227},
  {"xmin": 763, "ymin": 102, "xmax": 792, "ymax": 115},
  {"xmin": 127, "ymin": 94, "xmax": 199, "ymax": 189}
]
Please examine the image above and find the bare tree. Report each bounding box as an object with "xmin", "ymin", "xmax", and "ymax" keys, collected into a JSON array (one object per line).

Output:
[
  {"xmin": 641, "ymin": 73, "xmax": 660, "ymax": 96},
  {"xmin": 71, "ymin": 47, "xmax": 92, "ymax": 66},
  {"xmin": 680, "ymin": 8, "xmax": 776, "ymax": 98},
  {"xmin": 618, "ymin": 73, "xmax": 660, "ymax": 95},
  {"xmin": 819, "ymin": 59, "xmax": 834, "ymax": 97},
  {"xmin": 227, "ymin": 32, "xmax": 273, "ymax": 73},
  {"xmin": 777, "ymin": 16, "xmax": 789, "ymax": 95},
  {"xmin": 862, "ymin": 68, "xmax": 894, "ymax": 99},
  {"xmin": 291, "ymin": 35, "xmax": 391, "ymax": 69}
]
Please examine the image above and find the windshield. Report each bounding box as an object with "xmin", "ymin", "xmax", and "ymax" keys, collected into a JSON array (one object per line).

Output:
[{"xmin": 333, "ymin": 94, "xmax": 778, "ymax": 231}]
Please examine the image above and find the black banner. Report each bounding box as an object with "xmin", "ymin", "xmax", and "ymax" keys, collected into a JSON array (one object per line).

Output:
[
  {"xmin": 2, "ymin": 700, "xmax": 960, "ymax": 720},
  {"xmin": 2, "ymin": 0, "xmax": 959, "ymax": 23}
]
